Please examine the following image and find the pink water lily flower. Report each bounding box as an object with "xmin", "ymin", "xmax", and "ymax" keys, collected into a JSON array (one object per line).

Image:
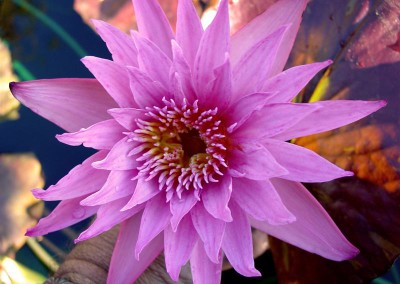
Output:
[{"xmin": 11, "ymin": 0, "xmax": 385, "ymax": 283}]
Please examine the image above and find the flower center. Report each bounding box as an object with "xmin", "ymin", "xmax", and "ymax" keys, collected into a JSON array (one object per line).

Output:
[
  {"xmin": 179, "ymin": 129, "xmax": 207, "ymax": 166},
  {"xmin": 130, "ymin": 99, "xmax": 229, "ymax": 197}
]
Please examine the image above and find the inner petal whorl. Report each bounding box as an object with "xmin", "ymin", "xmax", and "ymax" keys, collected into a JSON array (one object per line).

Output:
[{"xmin": 130, "ymin": 99, "xmax": 229, "ymax": 197}]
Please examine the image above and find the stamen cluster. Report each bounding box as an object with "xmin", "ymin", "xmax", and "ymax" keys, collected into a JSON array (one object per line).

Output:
[{"xmin": 130, "ymin": 99, "xmax": 229, "ymax": 197}]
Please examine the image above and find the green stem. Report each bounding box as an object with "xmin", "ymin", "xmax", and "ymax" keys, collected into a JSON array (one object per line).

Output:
[
  {"xmin": 12, "ymin": 0, "xmax": 87, "ymax": 58},
  {"xmin": 26, "ymin": 238, "xmax": 59, "ymax": 273},
  {"xmin": 12, "ymin": 60, "xmax": 36, "ymax": 80}
]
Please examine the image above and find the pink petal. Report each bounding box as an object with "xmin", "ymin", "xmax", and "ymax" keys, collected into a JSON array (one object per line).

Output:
[
  {"xmin": 10, "ymin": 79, "xmax": 116, "ymax": 132},
  {"xmin": 261, "ymin": 60, "xmax": 332, "ymax": 103},
  {"xmin": 108, "ymin": 107, "xmax": 146, "ymax": 130},
  {"xmin": 26, "ymin": 196, "xmax": 98, "ymax": 237},
  {"xmin": 164, "ymin": 215, "xmax": 198, "ymax": 281},
  {"xmin": 122, "ymin": 178, "xmax": 160, "ymax": 210},
  {"xmin": 222, "ymin": 199, "xmax": 260, "ymax": 277},
  {"xmin": 92, "ymin": 19, "xmax": 138, "ymax": 67},
  {"xmin": 228, "ymin": 142, "xmax": 288, "ymax": 180},
  {"xmin": 232, "ymin": 102, "xmax": 319, "ymax": 140},
  {"xmin": 191, "ymin": 203, "xmax": 225, "ymax": 263},
  {"xmin": 251, "ymin": 179, "xmax": 359, "ymax": 261},
  {"xmin": 264, "ymin": 139, "xmax": 353, "ymax": 182},
  {"xmin": 56, "ymin": 119, "xmax": 125, "ymax": 150},
  {"xmin": 135, "ymin": 193, "xmax": 171, "ymax": 258},
  {"xmin": 232, "ymin": 177, "xmax": 295, "ymax": 225},
  {"xmin": 32, "ymin": 151, "xmax": 108, "ymax": 201},
  {"xmin": 170, "ymin": 191, "xmax": 198, "ymax": 231},
  {"xmin": 81, "ymin": 56, "xmax": 136, "ymax": 108},
  {"xmin": 231, "ymin": 0, "xmax": 307, "ymax": 77},
  {"xmin": 201, "ymin": 53, "xmax": 232, "ymax": 111},
  {"xmin": 232, "ymin": 25, "xmax": 288, "ymax": 101},
  {"xmin": 131, "ymin": 31, "xmax": 172, "ymax": 89},
  {"xmin": 176, "ymin": 0, "xmax": 204, "ymax": 68},
  {"xmin": 131, "ymin": 0, "xmax": 174, "ymax": 57},
  {"xmin": 107, "ymin": 213, "xmax": 164, "ymax": 284},
  {"xmin": 127, "ymin": 66, "xmax": 170, "ymax": 108},
  {"xmin": 190, "ymin": 240, "xmax": 222, "ymax": 284},
  {"xmin": 193, "ymin": 0, "xmax": 229, "ymax": 95},
  {"xmin": 80, "ymin": 170, "xmax": 137, "ymax": 206},
  {"xmin": 170, "ymin": 41, "xmax": 197, "ymax": 103},
  {"xmin": 92, "ymin": 137, "xmax": 138, "ymax": 170},
  {"xmin": 222, "ymin": 92, "xmax": 273, "ymax": 129},
  {"xmin": 202, "ymin": 174, "xmax": 232, "ymax": 222},
  {"xmin": 76, "ymin": 197, "xmax": 144, "ymax": 242},
  {"xmin": 274, "ymin": 100, "xmax": 387, "ymax": 141}
]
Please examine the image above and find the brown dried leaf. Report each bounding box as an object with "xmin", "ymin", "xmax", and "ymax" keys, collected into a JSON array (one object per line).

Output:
[
  {"xmin": 0, "ymin": 154, "xmax": 44, "ymax": 254},
  {"xmin": 0, "ymin": 40, "xmax": 19, "ymax": 121}
]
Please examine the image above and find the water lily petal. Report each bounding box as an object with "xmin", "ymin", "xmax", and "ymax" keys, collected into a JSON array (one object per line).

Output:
[
  {"xmin": 170, "ymin": 41, "xmax": 197, "ymax": 103},
  {"xmin": 202, "ymin": 174, "xmax": 232, "ymax": 222},
  {"xmin": 56, "ymin": 119, "xmax": 125, "ymax": 150},
  {"xmin": 233, "ymin": 102, "xmax": 319, "ymax": 139},
  {"xmin": 232, "ymin": 25, "xmax": 288, "ymax": 100},
  {"xmin": 251, "ymin": 178, "xmax": 359, "ymax": 261},
  {"xmin": 80, "ymin": 170, "xmax": 137, "ymax": 206},
  {"xmin": 261, "ymin": 60, "xmax": 332, "ymax": 102},
  {"xmin": 32, "ymin": 151, "xmax": 108, "ymax": 201},
  {"xmin": 10, "ymin": 79, "xmax": 116, "ymax": 132},
  {"xmin": 108, "ymin": 107, "xmax": 146, "ymax": 130},
  {"xmin": 108, "ymin": 213, "xmax": 164, "ymax": 284},
  {"xmin": 222, "ymin": 199, "xmax": 260, "ymax": 277},
  {"xmin": 202, "ymin": 53, "xmax": 232, "ymax": 110},
  {"xmin": 122, "ymin": 178, "xmax": 160, "ymax": 210},
  {"xmin": 81, "ymin": 56, "xmax": 136, "ymax": 108},
  {"xmin": 191, "ymin": 203, "xmax": 225, "ymax": 263},
  {"xmin": 131, "ymin": 0, "xmax": 174, "ymax": 57},
  {"xmin": 176, "ymin": 0, "xmax": 203, "ymax": 69},
  {"xmin": 223, "ymin": 92, "xmax": 273, "ymax": 128},
  {"xmin": 76, "ymin": 197, "xmax": 144, "ymax": 242},
  {"xmin": 135, "ymin": 193, "xmax": 171, "ymax": 258},
  {"xmin": 274, "ymin": 100, "xmax": 387, "ymax": 141},
  {"xmin": 190, "ymin": 240, "xmax": 222, "ymax": 284},
  {"xmin": 232, "ymin": 177, "xmax": 295, "ymax": 225},
  {"xmin": 229, "ymin": 142, "xmax": 288, "ymax": 180},
  {"xmin": 26, "ymin": 196, "xmax": 98, "ymax": 236},
  {"xmin": 131, "ymin": 31, "xmax": 172, "ymax": 89},
  {"xmin": 170, "ymin": 191, "xmax": 198, "ymax": 231},
  {"xmin": 164, "ymin": 215, "xmax": 198, "ymax": 281},
  {"xmin": 264, "ymin": 139, "xmax": 353, "ymax": 182},
  {"xmin": 194, "ymin": 0, "xmax": 229, "ymax": 95},
  {"xmin": 127, "ymin": 66, "xmax": 170, "ymax": 108},
  {"xmin": 92, "ymin": 137, "xmax": 139, "ymax": 170},
  {"xmin": 92, "ymin": 19, "xmax": 138, "ymax": 66},
  {"xmin": 231, "ymin": 0, "xmax": 307, "ymax": 76}
]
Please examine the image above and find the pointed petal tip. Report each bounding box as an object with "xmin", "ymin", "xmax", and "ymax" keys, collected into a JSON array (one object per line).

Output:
[
  {"xmin": 379, "ymin": 100, "xmax": 388, "ymax": 108},
  {"xmin": 31, "ymin": 188, "xmax": 45, "ymax": 199},
  {"xmin": 344, "ymin": 171, "xmax": 354, "ymax": 177},
  {"xmin": 9, "ymin": 81, "xmax": 17, "ymax": 92},
  {"xmin": 167, "ymin": 271, "xmax": 179, "ymax": 282},
  {"xmin": 330, "ymin": 242, "xmax": 360, "ymax": 261},
  {"xmin": 25, "ymin": 228, "xmax": 34, "ymax": 237},
  {"xmin": 243, "ymin": 268, "xmax": 262, "ymax": 277}
]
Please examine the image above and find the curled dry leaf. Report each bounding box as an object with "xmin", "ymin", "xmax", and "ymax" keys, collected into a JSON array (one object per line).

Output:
[
  {"xmin": 0, "ymin": 40, "xmax": 19, "ymax": 122},
  {"xmin": 0, "ymin": 154, "xmax": 44, "ymax": 254},
  {"xmin": 264, "ymin": 0, "xmax": 400, "ymax": 282}
]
